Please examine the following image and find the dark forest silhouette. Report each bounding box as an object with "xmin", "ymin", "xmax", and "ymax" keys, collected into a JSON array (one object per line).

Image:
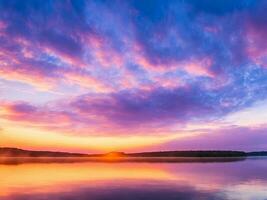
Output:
[{"xmin": 1, "ymin": 147, "xmax": 266, "ymax": 158}]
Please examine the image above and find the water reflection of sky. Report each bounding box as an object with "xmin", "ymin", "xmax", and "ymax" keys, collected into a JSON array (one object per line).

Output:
[{"xmin": 0, "ymin": 157, "xmax": 267, "ymax": 200}]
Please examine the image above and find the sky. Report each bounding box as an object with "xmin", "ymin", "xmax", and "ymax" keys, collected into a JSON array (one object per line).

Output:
[{"xmin": 0, "ymin": 0, "xmax": 267, "ymax": 153}]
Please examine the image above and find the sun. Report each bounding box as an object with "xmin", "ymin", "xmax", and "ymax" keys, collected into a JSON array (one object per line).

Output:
[{"xmin": 103, "ymin": 152, "xmax": 126, "ymax": 160}]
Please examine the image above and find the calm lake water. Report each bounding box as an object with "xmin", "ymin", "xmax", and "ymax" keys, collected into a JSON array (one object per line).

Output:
[{"xmin": 0, "ymin": 157, "xmax": 267, "ymax": 200}]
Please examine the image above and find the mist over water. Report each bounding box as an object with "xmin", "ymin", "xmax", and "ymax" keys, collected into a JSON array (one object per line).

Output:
[{"xmin": 0, "ymin": 157, "xmax": 267, "ymax": 200}]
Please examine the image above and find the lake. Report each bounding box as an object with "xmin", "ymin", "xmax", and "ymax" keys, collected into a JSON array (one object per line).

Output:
[{"xmin": 0, "ymin": 157, "xmax": 267, "ymax": 200}]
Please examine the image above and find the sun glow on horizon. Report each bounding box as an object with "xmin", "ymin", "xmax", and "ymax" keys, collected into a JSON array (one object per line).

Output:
[{"xmin": 0, "ymin": 120, "xmax": 185, "ymax": 153}]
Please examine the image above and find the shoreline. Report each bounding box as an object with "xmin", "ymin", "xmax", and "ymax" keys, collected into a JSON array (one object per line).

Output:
[{"xmin": 0, "ymin": 156, "xmax": 250, "ymax": 165}]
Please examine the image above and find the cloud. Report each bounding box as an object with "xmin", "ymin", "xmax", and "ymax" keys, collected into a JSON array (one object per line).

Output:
[
  {"xmin": 0, "ymin": 0, "xmax": 266, "ymax": 91},
  {"xmin": 152, "ymin": 126, "xmax": 267, "ymax": 151},
  {"xmin": 0, "ymin": 0, "xmax": 267, "ymax": 150},
  {"xmin": 1, "ymin": 71, "xmax": 266, "ymax": 137},
  {"xmin": 0, "ymin": 101, "xmax": 72, "ymax": 130}
]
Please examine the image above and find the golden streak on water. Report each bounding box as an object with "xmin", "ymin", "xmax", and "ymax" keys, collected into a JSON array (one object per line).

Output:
[{"xmin": 0, "ymin": 157, "xmax": 267, "ymax": 199}]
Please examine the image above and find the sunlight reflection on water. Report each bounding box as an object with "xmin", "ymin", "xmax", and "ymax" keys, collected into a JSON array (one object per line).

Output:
[{"xmin": 0, "ymin": 157, "xmax": 267, "ymax": 200}]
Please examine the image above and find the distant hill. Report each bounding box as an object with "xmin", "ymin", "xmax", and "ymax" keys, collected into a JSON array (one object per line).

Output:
[
  {"xmin": 127, "ymin": 150, "xmax": 247, "ymax": 157},
  {"xmin": 0, "ymin": 148, "xmax": 266, "ymax": 158},
  {"xmin": 0, "ymin": 147, "xmax": 90, "ymax": 157},
  {"xmin": 247, "ymin": 151, "xmax": 267, "ymax": 156}
]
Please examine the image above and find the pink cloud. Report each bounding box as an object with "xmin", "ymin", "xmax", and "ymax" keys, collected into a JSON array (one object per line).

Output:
[
  {"xmin": 132, "ymin": 44, "xmax": 215, "ymax": 78},
  {"xmin": 0, "ymin": 66, "xmax": 56, "ymax": 90},
  {"xmin": 183, "ymin": 57, "xmax": 214, "ymax": 78},
  {"xmin": 0, "ymin": 101, "xmax": 72, "ymax": 129},
  {"xmin": 246, "ymin": 18, "xmax": 267, "ymax": 67}
]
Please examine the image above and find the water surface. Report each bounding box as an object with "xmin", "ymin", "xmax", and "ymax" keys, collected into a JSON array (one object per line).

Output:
[{"xmin": 1, "ymin": 157, "xmax": 267, "ymax": 200}]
